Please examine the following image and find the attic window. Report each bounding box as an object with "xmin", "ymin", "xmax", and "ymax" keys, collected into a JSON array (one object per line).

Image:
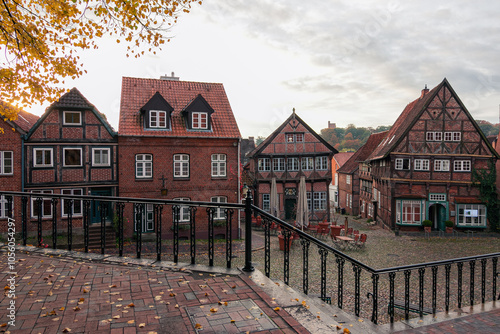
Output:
[
  {"xmin": 192, "ymin": 112, "xmax": 208, "ymax": 129},
  {"xmin": 149, "ymin": 110, "xmax": 167, "ymax": 128},
  {"xmin": 63, "ymin": 111, "xmax": 81, "ymax": 125}
]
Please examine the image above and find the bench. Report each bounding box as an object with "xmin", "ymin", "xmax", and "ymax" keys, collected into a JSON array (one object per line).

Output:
[{"xmin": 391, "ymin": 299, "xmax": 433, "ymax": 315}]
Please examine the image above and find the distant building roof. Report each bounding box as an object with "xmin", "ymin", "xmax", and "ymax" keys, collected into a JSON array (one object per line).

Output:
[
  {"xmin": 333, "ymin": 152, "xmax": 355, "ymax": 168},
  {"xmin": 119, "ymin": 77, "xmax": 240, "ymax": 138},
  {"xmin": 338, "ymin": 131, "xmax": 388, "ymax": 174},
  {"xmin": 0, "ymin": 102, "xmax": 39, "ymax": 134}
]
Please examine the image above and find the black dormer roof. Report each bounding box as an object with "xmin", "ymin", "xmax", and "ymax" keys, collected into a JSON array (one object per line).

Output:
[
  {"xmin": 141, "ymin": 91, "xmax": 174, "ymax": 113},
  {"xmin": 182, "ymin": 94, "xmax": 215, "ymax": 130}
]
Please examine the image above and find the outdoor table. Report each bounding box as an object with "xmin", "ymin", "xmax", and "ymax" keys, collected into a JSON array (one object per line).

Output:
[{"xmin": 335, "ymin": 235, "xmax": 354, "ymax": 249}]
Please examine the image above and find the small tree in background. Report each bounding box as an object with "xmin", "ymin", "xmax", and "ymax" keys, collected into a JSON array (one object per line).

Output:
[{"xmin": 472, "ymin": 159, "xmax": 499, "ymax": 232}]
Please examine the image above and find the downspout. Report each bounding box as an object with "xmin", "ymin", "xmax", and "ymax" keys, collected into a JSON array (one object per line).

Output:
[
  {"xmin": 237, "ymin": 138, "xmax": 241, "ymax": 239},
  {"xmin": 21, "ymin": 135, "xmax": 25, "ymax": 192}
]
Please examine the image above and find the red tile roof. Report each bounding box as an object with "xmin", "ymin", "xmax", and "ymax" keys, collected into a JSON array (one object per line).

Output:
[
  {"xmin": 333, "ymin": 152, "xmax": 355, "ymax": 168},
  {"xmin": 12, "ymin": 110, "xmax": 39, "ymax": 133},
  {"xmin": 338, "ymin": 131, "xmax": 388, "ymax": 174},
  {"xmin": 119, "ymin": 77, "xmax": 241, "ymax": 138}
]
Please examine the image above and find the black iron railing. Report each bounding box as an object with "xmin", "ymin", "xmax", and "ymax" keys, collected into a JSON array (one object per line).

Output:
[{"xmin": 1, "ymin": 190, "xmax": 499, "ymax": 325}]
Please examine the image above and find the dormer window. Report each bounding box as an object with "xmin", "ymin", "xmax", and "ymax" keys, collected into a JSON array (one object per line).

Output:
[
  {"xmin": 63, "ymin": 111, "xmax": 81, "ymax": 125},
  {"xmin": 149, "ymin": 110, "xmax": 167, "ymax": 128},
  {"xmin": 141, "ymin": 92, "xmax": 173, "ymax": 130},
  {"xmin": 192, "ymin": 112, "xmax": 208, "ymax": 129},
  {"xmin": 182, "ymin": 94, "xmax": 214, "ymax": 131}
]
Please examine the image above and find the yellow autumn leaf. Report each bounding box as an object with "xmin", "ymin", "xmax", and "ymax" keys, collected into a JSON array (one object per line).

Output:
[{"xmin": 274, "ymin": 307, "xmax": 280, "ymax": 311}]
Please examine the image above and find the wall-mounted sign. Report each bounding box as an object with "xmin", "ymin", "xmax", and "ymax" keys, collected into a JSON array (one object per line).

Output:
[
  {"xmin": 285, "ymin": 188, "xmax": 297, "ymax": 196},
  {"xmin": 464, "ymin": 209, "xmax": 478, "ymax": 217}
]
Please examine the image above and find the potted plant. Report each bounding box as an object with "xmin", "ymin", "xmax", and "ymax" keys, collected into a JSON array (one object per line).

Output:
[
  {"xmin": 445, "ymin": 220, "xmax": 454, "ymax": 233},
  {"xmin": 423, "ymin": 220, "xmax": 432, "ymax": 233},
  {"xmin": 278, "ymin": 231, "xmax": 293, "ymax": 251}
]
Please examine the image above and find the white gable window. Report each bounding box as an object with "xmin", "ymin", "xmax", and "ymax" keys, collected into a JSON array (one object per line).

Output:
[
  {"xmin": 63, "ymin": 148, "xmax": 82, "ymax": 167},
  {"xmin": 453, "ymin": 132, "xmax": 461, "ymax": 141},
  {"xmin": 434, "ymin": 160, "xmax": 450, "ymax": 171},
  {"xmin": 92, "ymin": 148, "xmax": 110, "ymax": 166},
  {"xmin": 63, "ymin": 111, "xmax": 81, "ymax": 125},
  {"xmin": 149, "ymin": 110, "xmax": 167, "ymax": 128},
  {"xmin": 174, "ymin": 154, "xmax": 189, "ymax": 177},
  {"xmin": 454, "ymin": 160, "xmax": 471, "ymax": 172},
  {"xmin": 34, "ymin": 148, "xmax": 53, "ymax": 167},
  {"xmin": 414, "ymin": 159, "xmax": 429, "ymax": 171},
  {"xmin": 211, "ymin": 154, "xmax": 226, "ymax": 177},
  {"xmin": 192, "ymin": 112, "xmax": 208, "ymax": 129},
  {"xmin": 426, "ymin": 132, "xmax": 442, "ymax": 141},
  {"xmin": 395, "ymin": 158, "xmax": 410, "ymax": 170},
  {"xmin": 0, "ymin": 151, "xmax": 13, "ymax": 175}
]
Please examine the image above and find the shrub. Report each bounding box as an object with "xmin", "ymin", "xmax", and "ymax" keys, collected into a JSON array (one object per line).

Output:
[
  {"xmin": 445, "ymin": 220, "xmax": 453, "ymax": 228},
  {"xmin": 423, "ymin": 220, "xmax": 432, "ymax": 227}
]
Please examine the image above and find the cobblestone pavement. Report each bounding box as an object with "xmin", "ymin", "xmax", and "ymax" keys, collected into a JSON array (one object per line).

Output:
[{"xmin": 0, "ymin": 247, "xmax": 309, "ymax": 334}]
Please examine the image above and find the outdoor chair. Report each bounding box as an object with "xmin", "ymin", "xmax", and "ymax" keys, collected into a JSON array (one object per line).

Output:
[
  {"xmin": 316, "ymin": 224, "xmax": 330, "ymax": 240},
  {"xmin": 353, "ymin": 229, "xmax": 359, "ymax": 235},
  {"xmin": 347, "ymin": 227, "xmax": 353, "ymax": 236},
  {"xmin": 356, "ymin": 233, "xmax": 367, "ymax": 248}
]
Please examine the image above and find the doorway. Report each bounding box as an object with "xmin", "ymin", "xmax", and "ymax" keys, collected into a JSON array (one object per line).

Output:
[
  {"xmin": 285, "ymin": 198, "xmax": 296, "ymax": 220},
  {"xmin": 428, "ymin": 203, "xmax": 446, "ymax": 231},
  {"xmin": 91, "ymin": 188, "xmax": 112, "ymax": 224}
]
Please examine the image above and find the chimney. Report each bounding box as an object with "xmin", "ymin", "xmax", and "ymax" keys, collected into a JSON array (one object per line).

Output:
[
  {"xmin": 420, "ymin": 84, "xmax": 429, "ymax": 98},
  {"xmin": 160, "ymin": 72, "xmax": 180, "ymax": 81}
]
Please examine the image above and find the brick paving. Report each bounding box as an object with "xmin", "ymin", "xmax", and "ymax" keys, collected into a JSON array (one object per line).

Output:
[{"xmin": 0, "ymin": 247, "xmax": 308, "ymax": 334}]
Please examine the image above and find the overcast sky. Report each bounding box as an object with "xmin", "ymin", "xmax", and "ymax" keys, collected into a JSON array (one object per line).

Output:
[{"xmin": 30, "ymin": 0, "xmax": 500, "ymax": 138}]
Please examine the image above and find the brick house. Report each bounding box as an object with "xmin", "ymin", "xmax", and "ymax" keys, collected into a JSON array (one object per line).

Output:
[
  {"xmin": 246, "ymin": 111, "xmax": 337, "ymax": 222},
  {"xmin": 24, "ymin": 88, "xmax": 118, "ymax": 230},
  {"xmin": 0, "ymin": 107, "xmax": 39, "ymax": 231},
  {"xmin": 118, "ymin": 75, "xmax": 241, "ymax": 238},
  {"xmin": 329, "ymin": 152, "xmax": 354, "ymax": 210},
  {"xmin": 337, "ymin": 131, "xmax": 387, "ymax": 216},
  {"xmin": 366, "ymin": 79, "xmax": 499, "ymax": 231}
]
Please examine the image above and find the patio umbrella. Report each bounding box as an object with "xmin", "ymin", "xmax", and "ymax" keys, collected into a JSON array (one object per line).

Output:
[
  {"xmin": 270, "ymin": 177, "xmax": 279, "ymax": 218},
  {"xmin": 296, "ymin": 176, "xmax": 309, "ymax": 231}
]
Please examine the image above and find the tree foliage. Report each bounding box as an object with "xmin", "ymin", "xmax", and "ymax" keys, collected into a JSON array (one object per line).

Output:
[
  {"xmin": 472, "ymin": 159, "xmax": 500, "ymax": 232},
  {"xmin": 320, "ymin": 124, "xmax": 390, "ymax": 152},
  {"xmin": 0, "ymin": 0, "xmax": 201, "ymax": 121}
]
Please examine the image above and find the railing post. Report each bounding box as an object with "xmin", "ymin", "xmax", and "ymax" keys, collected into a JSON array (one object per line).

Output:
[
  {"xmin": 21, "ymin": 196, "xmax": 28, "ymax": 246},
  {"xmin": 242, "ymin": 190, "xmax": 254, "ymax": 272}
]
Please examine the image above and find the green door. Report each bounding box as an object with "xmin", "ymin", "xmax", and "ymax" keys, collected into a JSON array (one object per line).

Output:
[
  {"xmin": 91, "ymin": 188, "xmax": 112, "ymax": 224},
  {"xmin": 285, "ymin": 199, "xmax": 296, "ymax": 220}
]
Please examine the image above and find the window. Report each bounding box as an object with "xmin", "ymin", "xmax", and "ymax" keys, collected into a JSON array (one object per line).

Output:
[
  {"xmin": 306, "ymin": 192, "xmax": 312, "ymax": 211},
  {"xmin": 301, "ymin": 157, "xmax": 314, "ymax": 171},
  {"xmin": 134, "ymin": 203, "xmax": 154, "ymax": 232},
  {"xmin": 295, "ymin": 133, "xmax": 304, "ymax": 142},
  {"xmin": 31, "ymin": 190, "xmax": 53, "ymax": 218},
  {"xmin": 368, "ymin": 203, "xmax": 373, "ymax": 217},
  {"xmin": 173, "ymin": 198, "xmax": 191, "ymax": 222},
  {"xmin": 192, "ymin": 112, "xmax": 208, "ymax": 129},
  {"xmin": 211, "ymin": 196, "xmax": 227, "ymax": 220},
  {"xmin": 63, "ymin": 148, "xmax": 82, "ymax": 167},
  {"xmin": 149, "ymin": 110, "xmax": 167, "ymax": 128},
  {"xmin": 313, "ymin": 192, "xmax": 327, "ymax": 210},
  {"xmin": 286, "ymin": 134, "xmax": 294, "ymax": 142},
  {"xmin": 136, "ymin": 154, "xmax": 152, "ymax": 178},
  {"xmin": 173, "ymin": 154, "xmax": 189, "ymax": 178},
  {"xmin": 396, "ymin": 200, "xmax": 422, "ymax": 225},
  {"xmin": 287, "ymin": 158, "xmax": 299, "ymax": 171},
  {"xmin": 262, "ymin": 194, "xmax": 270, "ymax": 211},
  {"xmin": 211, "ymin": 154, "xmax": 226, "ymax": 177},
  {"xmin": 63, "ymin": 111, "xmax": 81, "ymax": 125},
  {"xmin": 273, "ymin": 158, "xmax": 285, "ymax": 171},
  {"xmin": 453, "ymin": 132, "xmax": 461, "ymax": 141},
  {"xmin": 434, "ymin": 160, "xmax": 450, "ymax": 171},
  {"xmin": 0, "ymin": 196, "xmax": 11, "ymax": 218},
  {"xmin": 429, "ymin": 194, "xmax": 446, "ymax": 202},
  {"xmin": 456, "ymin": 204, "xmax": 486, "ymax": 227},
  {"xmin": 62, "ymin": 189, "xmax": 82, "ymax": 217},
  {"xmin": 426, "ymin": 132, "xmax": 442, "ymax": 141},
  {"xmin": 0, "ymin": 151, "xmax": 13, "ymax": 175},
  {"xmin": 444, "ymin": 132, "xmax": 461, "ymax": 141},
  {"xmin": 315, "ymin": 156, "xmax": 328, "ymax": 170},
  {"xmin": 395, "ymin": 158, "xmax": 410, "ymax": 170},
  {"xmin": 34, "ymin": 148, "xmax": 53, "ymax": 167},
  {"xmin": 346, "ymin": 175, "xmax": 351, "ymax": 185},
  {"xmin": 454, "ymin": 160, "xmax": 471, "ymax": 172},
  {"xmin": 414, "ymin": 159, "xmax": 429, "ymax": 171},
  {"xmin": 92, "ymin": 148, "xmax": 110, "ymax": 166},
  {"xmin": 286, "ymin": 133, "xmax": 304, "ymax": 142},
  {"xmin": 258, "ymin": 158, "xmax": 270, "ymax": 172}
]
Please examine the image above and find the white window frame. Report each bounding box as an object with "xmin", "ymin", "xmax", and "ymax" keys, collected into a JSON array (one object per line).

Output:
[
  {"xmin": 313, "ymin": 192, "xmax": 327, "ymax": 210},
  {"xmin": 315, "ymin": 156, "xmax": 328, "ymax": 170},
  {"xmin": 174, "ymin": 154, "xmax": 189, "ymax": 178},
  {"xmin": 434, "ymin": 160, "xmax": 450, "ymax": 172},
  {"xmin": 0, "ymin": 196, "xmax": 11, "ymax": 218},
  {"xmin": 258, "ymin": 158, "xmax": 270, "ymax": 172},
  {"xmin": 63, "ymin": 148, "xmax": 82, "ymax": 167},
  {"xmin": 273, "ymin": 158, "xmax": 285, "ymax": 172},
  {"xmin": 92, "ymin": 148, "xmax": 110, "ymax": 167},
  {"xmin": 414, "ymin": 159, "xmax": 429, "ymax": 171},
  {"xmin": 61, "ymin": 188, "xmax": 83, "ymax": 217},
  {"xmin": 301, "ymin": 157, "xmax": 314, "ymax": 171},
  {"xmin": 136, "ymin": 154, "xmax": 152, "ymax": 178},
  {"xmin": 395, "ymin": 158, "xmax": 410, "ymax": 170},
  {"xmin": 31, "ymin": 190, "xmax": 53, "ymax": 218},
  {"xmin": 454, "ymin": 160, "xmax": 471, "ymax": 172},
  {"xmin": 346, "ymin": 175, "xmax": 351, "ymax": 185},
  {"xmin": 295, "ymin": 133, "xmax": 304, "ymax": 142},
  {"xmin": 396, "ymin": 200, "xmax": 423, "ymax": 225},
  {"xmin": 211, "ymin": 154, "xmax": 226, "ymax": 177},
  {"xmin": 429, "ymin": 194, "xmax": 446, "ymax": 202},
  {"xmin": 0, "ymin": 151, "xmax": 13, "ymax": 175},
  {"xmin": 453, "ymin": 132, "xmax": 461, "ymax": 141},
  {"xmin": 286, "ymin": 134, "xmax": 294, "ymax": 143},
  {"xmin": 262, "ymin": 194, "xmax": 270, "ymax": 211},
  {"xmin": 456, "ymin": 204, "xmax": 486, "ymax": 227},
  {"xmin": 173, "ymin": 198, "xmax": 191, "ymax": 222},
  {"xmin": 211, "ymin": 196, "xmax": 227, "ymax": 220},
  {"xmin": 149, "ymin": 110, "xmax": 167, "ymax": 128},
  {"xmin": 287, "ymin": 158, "xmax": 299, "ymax": 171},
  {"xmin": 192, "ymin": 112, "xmax": 208, "ymax": 129},
  {"xmin": 34, "ymin": 148, "xmax": 53, "ymax": 167},
  {"xmin": 306, "ymin": 192, "xmax": 312, "ymax": 212},
  {"xmin": 63, "ymin": 111, "xmax": 81, "ymax": 125},
  {"xmin": 426, "ymin": 132, "xmax": 442, "ymax": 141},
  {"xmin": 134, "ymin": 203, "xmax": 154, "ymax": 232}
]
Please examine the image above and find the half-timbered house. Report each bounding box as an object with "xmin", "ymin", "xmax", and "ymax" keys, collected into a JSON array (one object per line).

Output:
[
  {"xmin": 246, "ymin": 111, "xmax": 337, "ymax": 222},
  {"xmin": 366, "ymin": 79, "xmax": 499, "ymax": 231}
]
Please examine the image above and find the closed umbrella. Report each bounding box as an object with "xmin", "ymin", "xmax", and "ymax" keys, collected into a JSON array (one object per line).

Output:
[
  {"xmin": 296, "ymin": 176, "xmax": 309, "ymax": 231},
  {"xmin": 270, "ymin": 178, "xmax": 279, "ymax": 218}
]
